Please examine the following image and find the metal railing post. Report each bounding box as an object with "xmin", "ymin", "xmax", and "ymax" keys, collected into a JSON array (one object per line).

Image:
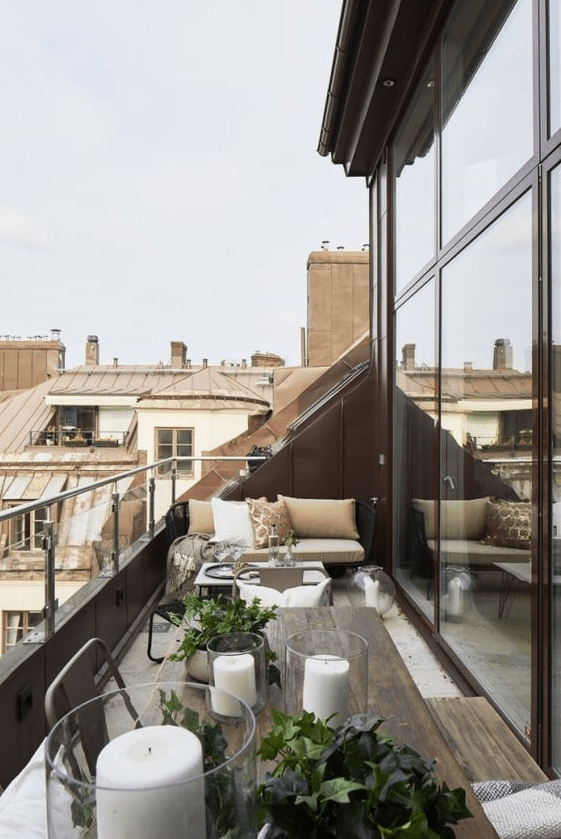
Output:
[
  {"xmin": 171, "ymin": 461, "xmax": 177, "ymax": 505},
  {"xmin": 44, "ymin": 520, "xmax": 56, "ymax": 639},
  {"xmin": 111, "ymin": 492, "xmax": 120, "ymax": 575},
  {"xmin": 149, "ymin": 476, "xmax": 155, "ymax": 536}
]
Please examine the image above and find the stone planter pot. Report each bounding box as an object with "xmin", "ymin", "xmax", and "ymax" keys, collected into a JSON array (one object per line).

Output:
[{"xmin": 186, "ymin": 648, "xmax": 209, "ymax": 682}]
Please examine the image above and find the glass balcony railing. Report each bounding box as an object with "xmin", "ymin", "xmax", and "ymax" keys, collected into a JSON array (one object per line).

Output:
[
  {"xmin": 0, "ymin": 452, "xmax": 270, "ymax": 788},
  {"xmin": 0, "ymin": 454, "xmax": 268, "ymax": 654}
]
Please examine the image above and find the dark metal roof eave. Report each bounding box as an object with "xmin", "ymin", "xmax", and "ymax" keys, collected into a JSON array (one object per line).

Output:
[{"xmin": 317, "ymin": 0, "xmax": 454, "ymax": 177}]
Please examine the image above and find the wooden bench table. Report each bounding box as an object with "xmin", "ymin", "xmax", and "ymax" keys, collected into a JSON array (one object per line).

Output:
[{"xmin": 263, "ymin": 606, "xmax": 500, "ymax": 839}]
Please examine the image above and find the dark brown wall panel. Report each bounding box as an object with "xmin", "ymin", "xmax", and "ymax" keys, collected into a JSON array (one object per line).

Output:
[
  {"xmin": 342, "ymin": 369, "xmax": 377, "ymax": 500},
  {"xmin": 291, "ymin": 406, "xmax": 343, "ymax": 498}
]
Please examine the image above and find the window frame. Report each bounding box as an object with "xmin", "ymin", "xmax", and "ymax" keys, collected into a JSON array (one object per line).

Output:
[{"xmin": 155, "ymin": 427, "xmax": 194, "ymax": 477}]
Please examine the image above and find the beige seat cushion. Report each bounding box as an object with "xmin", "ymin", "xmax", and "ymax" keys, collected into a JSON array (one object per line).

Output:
[
  {"xmin": 278, "ymin": 496, "xmax": 359, "ymax": 539},
  {"xmin": 429, "ymin": 539, "xmax": 530, "ymax": 566},
  {"xmin": 187, "ymin": 500, "xmax": 214, "ymax": 536},
  {"xmin": 242, "ymin": 538, "xmax": 364, "ymax": 565}
]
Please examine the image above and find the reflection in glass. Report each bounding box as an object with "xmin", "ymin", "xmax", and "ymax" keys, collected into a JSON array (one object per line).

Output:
[
  {"xmin": 393, "ymin": 280, "xmax": 437, "ymax": 621},
  {"xmin": 550, "ymin": 164, "xmax": 561, "ymax": 770},
  {"xmin": 394, "ymin": 63, "xmax": 436, "ymax": 296},
  {"xmin": 441, "ymin": 0, "xmax": 533, "ymax": 244},
  {"xmin": 551, "ymin": 0, "xmax": 561, "ymax": 136},
  {"xmin": 440, "ymin": 192, "xmax": 532, "ymax": 736}
]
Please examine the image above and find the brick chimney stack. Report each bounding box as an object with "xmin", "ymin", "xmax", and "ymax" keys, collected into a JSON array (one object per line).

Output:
[
  {"xmin": 493, "ymin": 338, "xmax": 513, "ymax": 370},
  {"xmin": 171, "ymin": 341, "xmax": 187, "ymax": 369},
  {"xmin": 85, "ymin": 335, "xmax": 99, "ymax": 366},
  {"xmin": 402, "ymin": 343, "xmax": 416, "ymax": 371}
]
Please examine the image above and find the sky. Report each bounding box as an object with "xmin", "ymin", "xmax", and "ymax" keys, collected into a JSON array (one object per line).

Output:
[{"xmin": 0, "ymin": 1, "xmax": 368, "ymax": 370}]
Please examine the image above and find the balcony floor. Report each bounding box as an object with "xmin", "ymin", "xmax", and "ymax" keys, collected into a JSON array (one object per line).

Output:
[{"xmin": 115, "ymin": 570, "xmax": 462, "ymax": 699}]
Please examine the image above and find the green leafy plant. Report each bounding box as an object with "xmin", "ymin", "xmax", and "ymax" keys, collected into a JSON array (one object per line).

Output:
[
  {"xmin": 256, "ymin": 710, "xmax": 472, "ymax": 839},
  {"xmin": 282, "ymin": 530, "xmax": 299, "ymax": 548},
  {"xmin": 158, "ymin": 689, "xmax": 246, "ymax": 839},
  {"xmin": 169, "ymin": 591, "xmax": 277, "ymax": 663}
]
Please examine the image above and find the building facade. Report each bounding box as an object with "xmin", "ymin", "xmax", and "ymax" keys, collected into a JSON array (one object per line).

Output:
[{"xmin": 319, "ymin": 0, "xmax": 561, "ymax": 772}]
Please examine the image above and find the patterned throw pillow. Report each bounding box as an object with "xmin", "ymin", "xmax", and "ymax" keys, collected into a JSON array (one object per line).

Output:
[
  {"xmin": 246, "ymin": 498, "xmax": 291, "ymax": 549},
  {"xmin": 484, "ymin": 500, "xmax": 532, "ymax": 549}
]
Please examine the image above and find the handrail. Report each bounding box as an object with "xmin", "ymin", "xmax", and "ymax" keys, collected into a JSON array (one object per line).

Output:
[{"xmin": 0, "ymin": 455, "xmax": 268, "ymax": 522}]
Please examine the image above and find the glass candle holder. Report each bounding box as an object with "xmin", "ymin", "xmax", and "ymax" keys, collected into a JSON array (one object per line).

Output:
[
  {"xmin": 351, "ymin": 566, "xmax": 397, "ymax": 615},
  {"xmin": 207, "ymin": 631, "xmax": 267, "ymax": 716},
  {"xmin": 285, "ymin": 628, "xmax": 368, "ymax": 726},
  {"xmin": 45, "ymin": 681, "xmax": 256, "ymax": 839}
]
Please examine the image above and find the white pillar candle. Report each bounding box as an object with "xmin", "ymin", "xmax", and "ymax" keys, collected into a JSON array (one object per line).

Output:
[
  {"xmin": 96, "ymin": 725, "xmax": 205, "ymax": 839},
  {"xmin": 447, "ymin": 576, "xmax": 463, "ymax": 617},
  {"xmin": 302, "ymin": 654, "xmax": 350, "ymax": 727},
  {"xmin": 212, "ymin": 652, "xmax": 257, "ymax": 716},
  {"xmin": 364, "ymin": 578, "xmax": 380, "ymax": 611}
]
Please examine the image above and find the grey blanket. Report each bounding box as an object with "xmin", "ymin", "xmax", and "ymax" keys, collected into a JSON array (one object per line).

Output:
[
  {"xmin": 164, "ymin": 533, "xmax": 216, "ymax": 599},
  {"xmin": 473, "ymin": 780, "xmax": 561, "ymax": 839}
]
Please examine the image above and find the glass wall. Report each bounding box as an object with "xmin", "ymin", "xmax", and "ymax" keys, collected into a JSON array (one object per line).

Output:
[
  {"xmin": 440, "ymin": 193, "xmax": 533, "ymax": 734},
  {"xmin": 391, "ymin": 0, "xmax": 537, "ymax": 741},
  {"xmin": 394, "ymin": 62, "xmax": 436, "ymax": 296},
  {"xmin": 551, "ymin": 0, "xmax": 561, "ymax": 136},
  {"xmin": 550, "ymin": 162, "xmax": 561, "ymax": 768},
  {"xmin": 441, "ymin": 0, "xmax": 533, "ymax": 244},
  {"xmin": 393, "ymin": 280, "xmax": 437, "ymax": 620}
]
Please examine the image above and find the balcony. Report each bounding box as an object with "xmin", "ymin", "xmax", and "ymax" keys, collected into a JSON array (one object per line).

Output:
[
  {"xmin": 29, "ymin": 427, "xmax": 127, "ymax": 447},
  {"xmin": 0, "ymin": 452, "xmax": 455, "ymax": 793}
]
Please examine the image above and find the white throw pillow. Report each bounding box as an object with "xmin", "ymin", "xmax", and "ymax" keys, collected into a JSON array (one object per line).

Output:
[
  {"xmin": 237, "ymin": 577, "xmax": 330, "ymax": 607},
  {"xmin": 211, "ymin": 498, "xmax": 255, "ymax": 546}
]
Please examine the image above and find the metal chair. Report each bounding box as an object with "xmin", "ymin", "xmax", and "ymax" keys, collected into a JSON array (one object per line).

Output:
[
  {"xmin": 45, "ymin": 637, "xmax": 139, "ymax": 774},
  {"xmin": 147, "ymin": 600, "xmax": 186, "ymax": 663}
]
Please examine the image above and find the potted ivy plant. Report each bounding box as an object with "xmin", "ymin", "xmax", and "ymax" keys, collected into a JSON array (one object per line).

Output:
[
  {"xmin": 256, "ymin": 710, "xmax": 472, "ymax": 839},
  {"xmin": 169, "ymin": 591, "xmax": 278, "ymax": 682}
]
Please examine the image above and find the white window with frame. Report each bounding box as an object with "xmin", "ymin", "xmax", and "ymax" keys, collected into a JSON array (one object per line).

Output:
[
  {"xmin": 8, "ymin": 504, "xmax": 49, "ymax": 551},
  {"xmin": 156, "ymin": 428, "xmax": 193, "ymax": 476},
  {"xmin": 3, "ymin": 610, "xmax": 42, "ymax": 652}
]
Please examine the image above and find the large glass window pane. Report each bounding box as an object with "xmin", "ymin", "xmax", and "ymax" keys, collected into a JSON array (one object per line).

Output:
[
  {"xmin": 393, "ymin": 279, "xmax": 437, "ymax": 621},
  {"xmin": 440, "ymin": 192, "xmax": 533, "ymax": 736},
  {"xmin": 441, "ymin": 0, "xmax": 533, "ymax": 244},
  {"xmin": 550, "ymin": 0, "xmax": 561, "ymax": 135},
  {"xmin": 394, "ymin": 62, "xmax": 436, "ymax": 295},
  {"xmin": 550, "ymin": 162, "xmax": 561, "ymax": 770}
]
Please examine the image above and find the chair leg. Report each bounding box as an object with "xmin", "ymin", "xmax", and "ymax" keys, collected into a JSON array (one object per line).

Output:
[{"xmin": 147, "ymin": 611, "xmax": 164, "ymax": 663}]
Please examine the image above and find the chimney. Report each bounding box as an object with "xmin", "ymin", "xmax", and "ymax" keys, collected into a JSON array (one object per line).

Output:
[
  {"xmin": 171, "ymin": 341, "xmax": 187, "ymax": 369},
  {"xmin": 493, "ymin": 338, "xmax": 512, "ymax": 370},
  {"xmin": 85, "ymin": 335, "xmax": 99, "ymax": 366},
  {"xmin": 402, "ymin": 343, "xmax": 416, "ymax": 371}
]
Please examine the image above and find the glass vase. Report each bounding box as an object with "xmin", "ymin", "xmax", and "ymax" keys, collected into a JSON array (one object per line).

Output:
[
  {"xmin": 207, "ymin": 632, "xmax": 267, "ymax": 715},
  {"xmin": 45, "ymin": 681, "xmax": 256, "ymax": 839},
  {"xmin": 284, "ymin": 628, "xmax": 368, "ymax": 727}
]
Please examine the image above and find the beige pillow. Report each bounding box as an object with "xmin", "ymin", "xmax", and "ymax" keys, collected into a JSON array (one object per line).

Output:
[
  {"xmin": 484, "ymin": 500, "xmax": 531, "ymax": 549},
  {"xmin": 187, "ymin": 500, "xmax": 214, "ymax": 536},
  {"xmin": 412, "ymin": 497, "xmax": 489, "ymax": 540},
  {"xmin": 277, "ymin": 496, "xmax": 359, "ymax": 539},
  {"xmin": 246, "ymin": 498, "xmax": 291, "ymax": 549}
]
